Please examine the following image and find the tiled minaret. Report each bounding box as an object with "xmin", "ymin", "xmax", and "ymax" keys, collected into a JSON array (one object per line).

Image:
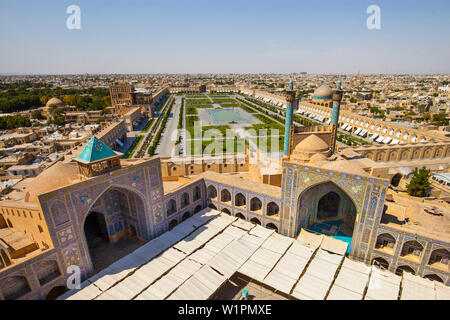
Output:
[
  {"xmin": 330, "ymin": 81, "xmax": 344, "ymax": 155},
  {"xmin": 283, "ymin": 80, "xmax": 296, "ymax": 156}
]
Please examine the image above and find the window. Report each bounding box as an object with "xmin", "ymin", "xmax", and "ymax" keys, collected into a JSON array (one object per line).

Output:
[{"xmin": 38, "ymin": 225, "xmax": 43, "ymax": 233}]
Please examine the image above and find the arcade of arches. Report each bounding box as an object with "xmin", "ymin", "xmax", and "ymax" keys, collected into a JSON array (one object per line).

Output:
[
  {"xmin": 83, "ymin": 187, "xmax": 145, "ymax": 272},
  {"xmin": 295, "ymin": 181, "xmax": 357, "ymax": 238}
]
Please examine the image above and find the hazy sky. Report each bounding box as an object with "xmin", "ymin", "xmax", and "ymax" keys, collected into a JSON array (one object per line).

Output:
[{"xmin": 1, "ymin": 0, "xmax": 449, "ymax": 74}]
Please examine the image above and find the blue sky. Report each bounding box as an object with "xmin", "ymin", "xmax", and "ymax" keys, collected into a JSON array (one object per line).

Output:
[{"xmin": 0, "ymin": 0, "xmax": 449, "ymax": 74}]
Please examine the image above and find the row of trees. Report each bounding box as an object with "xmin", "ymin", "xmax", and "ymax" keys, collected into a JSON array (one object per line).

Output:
[
  {"xmin": 0, "ymin": 81, "xmax": 109, "ymax": 113},
  {"xmin": 0, "ymin": 115, "xmax": 31, "ymax": 129}
]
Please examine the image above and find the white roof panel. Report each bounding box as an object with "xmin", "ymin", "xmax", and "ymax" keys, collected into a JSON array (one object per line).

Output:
[
  {"xmin": 158, "ymin": 247, "xmax": 187, "ymax": 264},
  {"xmin": 189, "ymin": 247, "xmax": 217, "ymax": 264},
  {"xmin": 174, "ymin": 238, "xmax": 204, "ymax": 254},
  {"xmin": 288, "ymin": 241, "xmax": 317, "ymax": 258},
  {"xmin": 263, "ymin": 269, "xmax": 297, "ymax": 294},
  {"xmin": 327, "ymin": 285, "xmax": 363, "ymax": 300},
  {"xmin": 249, "ymin": 225, "xmax": 274, "ymax": 239},
  {"xmin": 239, "ymin": 259, "xmax": 272, "ymax": 282},
  {"xmin": 65, "ymin": 281, "xmax": 102, "ymax": 300},
  {"xmin": 207, "ymin": 252, "xmax": 241, "ymax": 278},
  {"xmin": 169, "ymin": 259, "xmax": 203, "ymax": 281},
  {"xmin": 340, "ymin": 258, "xmax": 371, "ymax": 275},
  {"xmin": 223, "ymin": 225, "xmax": 250, "ymax": 238},
  {"xmin": 192, "ymin": 265, "xmax": 227, "ymax": 294},
  {"xmin": 365, "ymin": 268, "xmax": 401, "ymax": 300},
  {"xmin": 270, "ymin": 252, "xmax": 310, "ymax": 280},
  {"xmin": 292, "ymin": 273, "xmax": 331, "ymax": 300},
  {"xmin": 247, "ymin": 247, "xmax": 282, "ymax": 268},
  {"xmin": 231, "ymin": 218, "xmax": 255, "ymax": 231},
  {"xmin": 261, "ymin": 232, "xmax": 293, "ymax": 254},
  {"xmin": 143, "ymin": 273, "xmax": 184, "ymax": 300},
  {"xmin": 435, "ymin": 282, "xmax": 450, "ymax": 300},
  {"xmin": 168, "ymin": 276, "xmax": 211, "ymax": 300},
  {"xmin": 239, "ymin": 233, "xmax": 266, "ymax": 247},
  {"xmin": 333, "ymin": 267, "xmax": 369, "ymax": 294}
]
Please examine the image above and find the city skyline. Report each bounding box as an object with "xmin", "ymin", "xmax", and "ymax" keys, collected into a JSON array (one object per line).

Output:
[{"xmin": 1, "ymin": 0, "xmax": 450, "ymax": 75}]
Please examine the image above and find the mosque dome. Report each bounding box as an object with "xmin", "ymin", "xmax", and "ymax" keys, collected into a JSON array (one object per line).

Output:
[
  {"xmin": 45, "ymin": 97, "xmax": 65, "ymax": 108},
  {"xmin": 309, "ymin": 153, "xmax": 328, "ymax": 163},
  {"xmin": 291, "ymin": 134, "xmax": 330, "ymax": 163},
  {"xmin": 294, "ymin": 135, "xmax": 329, "ymax": 154},
  {"xmin": 313, "ymin": 84, "xmax": 333, "ymax": 100},
  {"xmin": 24, "ymin": 162, "xmax": 79, "ymax": 203}
]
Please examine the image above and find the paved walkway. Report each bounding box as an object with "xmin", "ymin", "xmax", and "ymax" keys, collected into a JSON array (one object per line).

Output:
[{"xmin": 155, "ymin": 96, "xmax": 181, "ymax": 157}]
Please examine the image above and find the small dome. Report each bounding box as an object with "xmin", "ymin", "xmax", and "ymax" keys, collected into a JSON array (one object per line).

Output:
[
  {"xmin": 46, "ymin": 97, "xmax": 65, "ymax": 108},
  {"xmin": 309, "ymin": 153, "xmax": 328, "ymax": 163},
  {"xmin": 313, "ymin": 84, "xmax": 333, "ymax": 100},
  {"xmin": 24, "ymin": 162, "xmax": 79, "ymax": 203},
  {"xmin": 294, "ymin": 135, "xmax": 329, "ymax": 153}
]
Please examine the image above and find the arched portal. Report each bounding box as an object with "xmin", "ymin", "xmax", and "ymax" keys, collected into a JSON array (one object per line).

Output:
[
  {"xmin": 84, "ymin": 211, "xmax": 109, "ymax": 244},
  {"xmin": 235, "ymin": 193, "xmax": 246, "ymax": 207},
  {"xmin": 0, "ymin": 214, "xmax": 6, "ymax": 229},
  {"xmin": 250, "ymin": 217, "xmax": 261, "ymax": 225},
  {"xmin": 372, "ymin": 257, "xmax": 389, "ymax": 270},
  {"xmin": 296, "ymin": 181, "xmax": 358, "ymax": 240},
  {"xmin": 208, "ymin": 203, "xmax": 217, "ymax": 210},
  {"xmin": 235, "ymin": 213, "xmax": 245, "ymax": 220},
  {"xmin": 0, "ymin": 276, "xmax": 31, "ymax": 300},
  {"xmin": 391, "ymin": 173, "xmax": 402, "ymax": 187},
  {"xmin": 167, "ymin": 199, "xmax": 177, "ymax": 216},
  {"xmin": 375, "ymin": 233, "xmax": 396, "ymax": 254},
  {"xmin": 181, "ymin": 192, "xmax": 190, "ymax": 208},
  {"xmin": 168, "ymin": 219, "xmax": 178, "ymax": 230},
  {"xmin": 428, "ymin": 249, "xmax": 449, "ymax": 269},
  {"xmin": 401, "ymin": 240, "xmax": 424, "ymax": 259},
  {"xmin": 193, "ymin": 186, "xmax": 201, "ymax": 201},
  {"xmin": 250, "ymin": 197, "xmax": 262, "ymax": 212},
  {"xmin": 46, "ymin": 286, "xmax": 68, "ymax": 300},
  {"xmin": 424, "ymin": 274, "xmax": 444, "ymax": 283},
  {"xmin": 266, "ymin": 223, "xmax": 278, "ymax": 232},
  {"xmin": 207, "ymin": 185, "xmax": 217, "ymax": 199},
  {"xmin": 221, "ymin": 189, "xmax": 231, "ymax": 203},
  {"xmin": 181, "ymin": 211, "xmax": 190, "ymax": 221},
  {"xmin": 266, "ymin": 202, "xmax": 279, "ymax": 216},
  {"xmin": 317, "ymin": 192, "xmax": 340, "ymax": 219},
  {"xmin": 82, "ymin": 187, "xmax": 146, "ymax": 273},
  {"xmin": 395, "ymin": 265, "xmax": 415, "ymax": 276},
  {"xmin": 221, "ymin": 208, "xmax": 231, "ymax": 215},
  {"xmin": 194, "ymin": 205, "xmax": 202, "ymax": 214}
]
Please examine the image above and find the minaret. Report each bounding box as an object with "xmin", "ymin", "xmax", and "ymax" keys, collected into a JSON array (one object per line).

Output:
[
  {"xmin": 329, "ymin": 81, "xmax": 343, "ymax": 155},
  {"xmin": 283, "ymin": 80, "xmax": 296, "ymax": 156}
]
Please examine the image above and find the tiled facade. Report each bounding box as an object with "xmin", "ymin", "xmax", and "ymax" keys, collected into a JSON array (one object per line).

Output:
[{"xmin": 0, "ymin": 157, "xmax": 448, "ymax": 300}]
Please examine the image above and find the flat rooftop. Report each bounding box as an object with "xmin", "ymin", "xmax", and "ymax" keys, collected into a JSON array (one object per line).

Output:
[
  {"xmin": 59, "ymin": 209, "xmax": 449, "ymax": 301},
  {"xmin": 381, "ymin": 192, "xmax": 450, "ymax": 242}
]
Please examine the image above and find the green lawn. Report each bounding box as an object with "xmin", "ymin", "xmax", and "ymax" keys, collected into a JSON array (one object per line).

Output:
[
  {"xmin": 212, "ymin": 98, "xmax": 236, "ymax": 103},
  {"xmin": 187, "ymin": 136, "xmax": 246, "ymax": 155},
  {"xmin": 122, "ymin": 135, "xmax": 143, "ymax": 158},
  {"xmin": 186, "ymin": 98, "xmax": 211, "ymax": 104}
]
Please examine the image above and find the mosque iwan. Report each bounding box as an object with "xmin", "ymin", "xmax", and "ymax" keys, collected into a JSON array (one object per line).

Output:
[{"xmin": 0, "ymin": 81, "xmax": 449, "ymax": 301}]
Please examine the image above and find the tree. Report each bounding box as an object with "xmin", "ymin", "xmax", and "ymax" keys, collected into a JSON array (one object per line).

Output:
[
  {"xmin": 432, "ymin": 113, "xmax": 449, "ymax": 126},
  {"xmin": 31, "ymin": 109, "xmax": 44, "ymax": 120},
  {"xmin": 40, "ymin": 96, "xmax": 49, "ymax": 106},
  {"xmin": 423, "ymin": 113, "xmax": 431, "ymax": 121},
  {"xmin": 406, "ymin": 166, "xmax": 432, "ymax": 197}
]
